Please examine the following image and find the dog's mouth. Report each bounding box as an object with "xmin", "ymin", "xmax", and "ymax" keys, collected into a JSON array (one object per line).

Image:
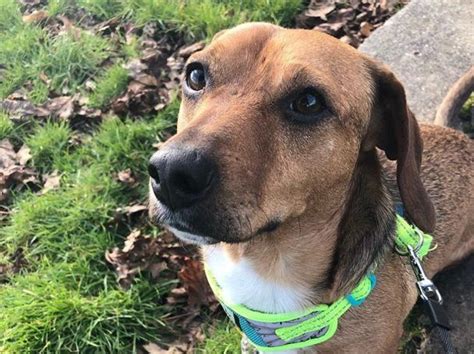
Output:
[
  {"xmin": 152, "ymin": 198, "xmax": 282, "ymax": 245},
  {"xmin": 165, "ymin": 221, "xmax": 219, "ymax": 246}
]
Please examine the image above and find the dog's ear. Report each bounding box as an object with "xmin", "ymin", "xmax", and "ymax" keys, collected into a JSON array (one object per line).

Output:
[{"xmin": 365, "ymin": 63, "xmax": 435, "ymax": 233}]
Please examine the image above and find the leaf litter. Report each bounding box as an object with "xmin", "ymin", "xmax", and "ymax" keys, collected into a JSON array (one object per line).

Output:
[{"xmin": 296, "ymin": 0, "xmax": 410, "ymax": 48}]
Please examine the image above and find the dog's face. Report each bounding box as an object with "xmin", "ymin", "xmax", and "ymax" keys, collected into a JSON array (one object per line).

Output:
[{"xmin": 149, "ymin": 23, "xmax": 434, "ymax": 245}]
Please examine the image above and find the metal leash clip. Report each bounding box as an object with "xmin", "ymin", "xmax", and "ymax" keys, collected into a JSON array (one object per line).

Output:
[
  {"xmin": 407, "ymin": 245, "xmax": 443, "ymax": 303},
  {"xmin": 407, "ymin": 245, "xmax": 451, "ymax": 330}
]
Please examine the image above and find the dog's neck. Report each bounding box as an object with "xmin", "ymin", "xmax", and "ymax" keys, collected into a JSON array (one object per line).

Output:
[{"xmin": 202, "ymin": 151, "xmax": 395, "ymax": 313}]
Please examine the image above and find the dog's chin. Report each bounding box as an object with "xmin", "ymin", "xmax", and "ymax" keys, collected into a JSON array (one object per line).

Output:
[
  {"xmin": 150, "ymin": 197, "xmax": 282, "ymax": 245},
  {"xmin": 167, "ymin": 226, "xmax": 220, "ymax": 245}
]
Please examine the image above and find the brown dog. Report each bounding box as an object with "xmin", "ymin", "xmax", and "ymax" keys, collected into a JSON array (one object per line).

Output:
[{"xmin": 148, "ymin": 23, "xmax": 473, "ymax": 353}]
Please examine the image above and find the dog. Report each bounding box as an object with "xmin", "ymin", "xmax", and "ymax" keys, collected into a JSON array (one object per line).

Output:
[{"xmin": 148, "ymin": 23, "xmax": 473, "ymax": 353}]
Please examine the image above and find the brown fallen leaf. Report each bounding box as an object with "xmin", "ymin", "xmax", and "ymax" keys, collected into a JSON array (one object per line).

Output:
[
  {"xmin": 58, "ymin": 15, "xmax": 82, "ymax": 40},
  {"xmin": 117, "ymin": 168, "xmax": 136, "ymax": 186},
  {"xmin": 42, "ymin": 96, "xmax": 75, "ymax": 120},
  {"xmin": 0, "ymin": 188, "xmax": 9, "ymax": 203},
  {"xmin": 41, "ymin": 170, "xmax": 61, "ymax": 194},
  {"xmin": 105, "ymin": 230, "xmax": 161, "ymax": 289},
  {"xmin": 0, "ymin": 99, "xmax": 49, "ymax": 120},
  {"xmin": 38, "ymin": 72, "xmax": 50, "ymax": 85},
  {"xmin": 134, "ymin": 72, "xmax": 159, "ymax": 87},
  {"xmin": 178, "ymin": 258, "xmax": 215, "ymax": 308},
  {"xmin": 124, "ymin": 59, "xmax": 147, "ymax": 79},
  {"xmin": 305, "ymin": 4, "xmax": 336, "ymax": 21},
  {"xmin": 0, "ymin": 140, "xmax": 17, "ymax": 169},
  {"xmin": 296, "ymin": 0, "xmax": 407, "ymax": 48},
  {"xmin": 22, "ymin": 10, "xmax": 48, "ymax": 24},
  {"xmin": 16, "ymin": 145, "xmax": 32, "ymax": 166},
  {"xmin": 143, "ymin": 342, "xmax": 168, "ymax": 354},
  {"xmin": 178, "ymin": 41, "xmax": 205, "ymax": 59},
  {"xmin": 0, "ymin": 140, "xmax": 38, "ymax": 198},
  {"xmin": 114, "ymin": 204, "xmax": 148, "ymax": 220},
  {"xmin": 360, "ymin": 21, "xmax": 374, "ymax": 37}
]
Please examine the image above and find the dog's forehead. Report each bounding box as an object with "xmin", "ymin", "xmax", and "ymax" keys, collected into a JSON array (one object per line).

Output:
[{"xmin": 199, "ymin": 24, "xmax": 367, "ymax": 81}]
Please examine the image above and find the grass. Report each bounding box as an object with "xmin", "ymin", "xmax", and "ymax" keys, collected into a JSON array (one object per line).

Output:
[
  {"xmin": 0, "ymin": 2, "xmax": 111, "ymax": 102},
  {"xmin": 0, "ymin": 1, "xmax": 305, "ymax": 352},
  {"xmin": 0, "ymin": 0, "xmax": 22, "ymax": 32},
  {"xmin": 121, "ymin": 0, "xmax": 302, "ymax": 39},
  {"xmin": 89, "ymin": 64, "xmax": 129, "ymax": 108},
  {"xmin": 37, "ymin": 31, "xmax": 111, "ymax": 95},
  {"xmin": 0, "ymin": 111, "xmax": 13, "ymax": 140},
  {"xmin": 0, "ymin": 265, "xmax": 172, "ymax": 353},
  {"xmin": 459, "ymin": 93, "xmax": 473, "ymax": 135},
  {"xmin": 26, "ymin": 121, "xmax": 72, "ymax": 173},
  {"xmin": 197, "ymin": 320, "xmax": 242, "ymax": 353}
]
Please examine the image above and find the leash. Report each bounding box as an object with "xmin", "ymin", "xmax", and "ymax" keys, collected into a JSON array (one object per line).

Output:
[
  {"xmin": 395, "ymin": 215, "xmax": 456, "ymax": 354},
  {"xmin": 205, "ymin": 214, "xmax": 456, "ymax": 352}
]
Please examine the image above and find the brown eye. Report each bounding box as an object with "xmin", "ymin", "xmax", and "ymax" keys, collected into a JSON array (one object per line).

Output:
[
  {"xmin": 291, "ymin": 92, "xmax": 323, "ymax": 115},
  {"xmin": 186, "ymin": 65, "xmax": 206, "ymax": 91}
]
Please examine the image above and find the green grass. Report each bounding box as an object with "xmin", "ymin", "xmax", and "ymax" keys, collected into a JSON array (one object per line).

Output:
[
  {"xmin": 197, "ymin": 320, "xmax": 242, "ymax": 353},
  {"xmin": 0, "ymin": 0, "xmax": 22, "ymax": 33},
  {"xmin": 122, "ymin": 0, "xmax": 302, "ymax": 39},
  {"xmin": 26, "ymin": 121, "xmax": 72, "ymax": 173},
  {"xmin": 37, "ymin": 30, "xmax": 111, "ymax": 96},
  {"xmin": 0, "ymin": 111, "xmax": 13, "ymax": 140},
  {"xmin": 0, "ymin": 104, "xmax": 179, "ymax": 352},
  {"xmin": 0, "ymin": 266, "xmax": 172, "ymax": 353},
  {"xmin": 78, "ymin": 0, "xmax": 124, "ymax": 19},
  {"xmin": 0, "ymin": 1, "xmax": 305, "ymax": 352},
  {"xmin": 0, "ymin": 17, "xmax": 110, "ymax": 102},
  {"xmin": 89, "ymin": 64, "xmax": 129, "ymax": 109}
]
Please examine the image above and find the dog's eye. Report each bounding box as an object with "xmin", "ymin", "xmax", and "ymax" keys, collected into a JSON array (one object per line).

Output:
[
  {"xmin": 290, "ymin": 92, "xmax": 324, "ymax": 115},
  {"xmin": 186, "ymin": 64, "xmax": 206, "ymax": 91}
]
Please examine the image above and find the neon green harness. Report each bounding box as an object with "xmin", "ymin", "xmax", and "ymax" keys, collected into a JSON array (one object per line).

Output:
[{"xmin": 204, "ymin": 214, "xmax": 433, "ymax": 352}]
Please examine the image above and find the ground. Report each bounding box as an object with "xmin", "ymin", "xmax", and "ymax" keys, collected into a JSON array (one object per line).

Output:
[{"xmin": 1, "ymin": 1, "xmax": 468, "ymax": 353}]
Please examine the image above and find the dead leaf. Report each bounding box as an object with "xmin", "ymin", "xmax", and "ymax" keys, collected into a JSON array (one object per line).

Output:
[
  {"xmin": 38, "ymin": 72, "xmax": 50, "ymax": 84},
  {"xmin": 360, "ymin": 21, "xmax": 374, "ymax": 37},
  {"xmin": 41, "ymin": 170, "xmax": 61, "ymax": 194},
  {"xmin": 178, "ymin": 42, "xmax": 205, "ymax": 59},
  {"xmin": 0, "ymin": 140, "xmax": 17, "ymax": 169},
  {"xmin": 16, "ymin": 145, "xmax": 31, "ymax": 166},
  {"xmin": 123, "ymin": 229, "xmax": 141, "ymax": 253},
  {"xmin": 58, "ymin": 16, "xmax": 82, "ymax": 40},
  {"xmin": 117, "ymin": 168, "xmax": 136, "ymax": 185},
  {"xmin": 143, "ymin": 342, "xmax": 168, "ymax": 354},
  {"xmin": 124, "ymin": 59, "xmax": 147, "ymax": 79},
  {"xmin": 43, "ymin": 96, "xmax": 75, "ymax": 120},
  {"xmin": 296, "ymin": 0, "xmax": 407, "ymax": 47},
  {"xmin": 305, "ymin": 4, "xmax": 336, "ymax": 20},
  {"xmin": 105, "ymin": 231, "xmax": 161, "ymax": 289},
  {"xmin": 0, "ymin": 99, "xmax": 49, "ymax": 120},
  {"xmin": 178, "ymin": 259, "xmax": 215, "ymax": 308},
  {"xmin": 0, "ymin": 188, "xmax": 9, "ymax": 203},
  {"xmin": 22, "ymin": 10, "xmax": 48, "ymax": 24},
  {"xmin": 134, "ymin": 73, "xmax": 159, "ymax": 87}
]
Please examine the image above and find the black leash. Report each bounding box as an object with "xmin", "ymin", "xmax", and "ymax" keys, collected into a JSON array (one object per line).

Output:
[{"xmin": 406, "ymin": 246, "xmax": 457, "ymax": 354}]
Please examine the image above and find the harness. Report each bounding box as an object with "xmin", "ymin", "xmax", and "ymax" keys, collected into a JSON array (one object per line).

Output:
[{"xmin": 204, "ymin": 214, "xmax": 434, "ymax": 352}]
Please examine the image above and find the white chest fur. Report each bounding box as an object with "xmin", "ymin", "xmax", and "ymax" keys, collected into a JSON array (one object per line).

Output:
[{"xmin": 202, "ymin": 246, "xmax": 312, "ymax": 314}]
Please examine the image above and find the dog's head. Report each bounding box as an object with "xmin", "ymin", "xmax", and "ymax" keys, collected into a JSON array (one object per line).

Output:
[{"xmin": 148, "ymin": 23, "xmax": 435, "ymax": 246}]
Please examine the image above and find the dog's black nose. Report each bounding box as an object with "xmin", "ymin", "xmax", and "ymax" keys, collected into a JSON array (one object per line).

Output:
[{"xmin": 148, "ymin": 148, "xmax": 216, "ymax": 210}]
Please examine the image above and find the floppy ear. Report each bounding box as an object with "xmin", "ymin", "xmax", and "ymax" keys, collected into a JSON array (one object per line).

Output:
[{"xmin": 367, "ymin": 64, "xmax": 435, "ymax": 233}]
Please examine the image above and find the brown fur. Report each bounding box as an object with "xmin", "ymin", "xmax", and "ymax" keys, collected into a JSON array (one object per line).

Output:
[{"xmin": 149, "ymin": 23, "xmax": 474, "ymax": 352}]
